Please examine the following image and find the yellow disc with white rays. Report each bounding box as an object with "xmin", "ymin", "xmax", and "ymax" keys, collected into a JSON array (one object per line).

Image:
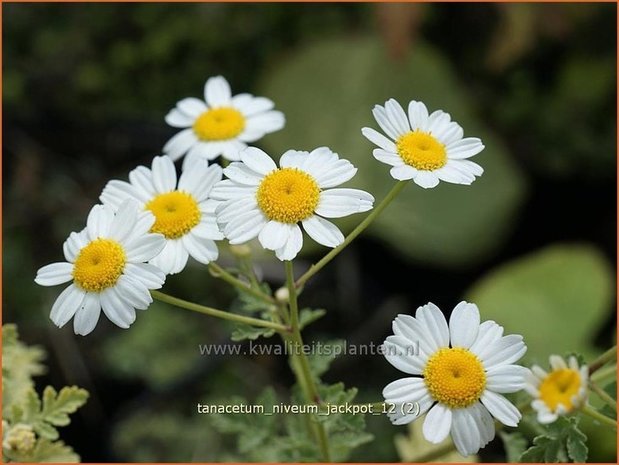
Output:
[
  {"xmin": 538, "ymin": 369, "xmax": 581, "ymax": 411},
  {"xmin": 72, "ymin": 239, "xmax": 126, "ymax": 292},
  {"xmin": 396, "ymin": 130, "xmax": 447, "ymax": 171},
  {"xmin": 193, "ymin": 107, "xmax": 245, "ymax": 141},
  {"xmin": 256, "ymin": 168, "xmax": 320, "ymax": 224},
  {"xmin": 146, "ymin": 191, "xmax": 201, "ymax": 239},
  {"xmin": 423, "ymin": 347, "xmax": 487, "ymax": 409}
]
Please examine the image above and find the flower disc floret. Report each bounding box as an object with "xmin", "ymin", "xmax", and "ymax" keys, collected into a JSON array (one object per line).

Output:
[
  {"xmin": 538, "ymin": 368, "xmax": 582, "ymax": 412},
  {"xmin": 72, "ymin": 238, "xmax": 126, "ymax": 292},
  {"xmin": 146, "ymin": 191, "xmax": 201, "ymax": 239},
  {"xmin": 256, "ymin": 168, "xmax": 321, "ymax": 224},
  {"xmin": 397, "ymin": 131, "xmax": 447, "ymax": 170},
  {"xmin": 193, "ymin": 107, "xmax": 245, "ymax": 141}
]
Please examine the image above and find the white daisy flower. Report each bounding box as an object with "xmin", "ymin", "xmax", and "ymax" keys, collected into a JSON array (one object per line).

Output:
[
  {"xmin": 382, "ymin": 301, "xmax": 528, "ymax": 457},
  {"xmin": 100, "ymin": 155, "xmax": 223, "ymax": 275},
  {"xmin": 210, "ymin": 146, "xmax": 374, "ymax": 261},
  {"xmin": 362, "ymin": 99, "xmax": 485, "ymax": 188},
  {"xmin": 35, "ymin": 200, "xmax": 166, "ymax": 336},
  {"xmin": 525, "ymin": 355, "xmax": 589, "ymax": 424},
  {"xmin": 163, "ymin": 75, "xmax": 285, "ymax": 167}
]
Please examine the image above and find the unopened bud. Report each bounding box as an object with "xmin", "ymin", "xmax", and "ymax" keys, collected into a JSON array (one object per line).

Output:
[
  {"xmin": 3, "ymin": 424, "xmax": 35, "ymax": 453},
  {"xmin": 229, "ymin": 244, "xmax": 252, "ymax": 258},
  {"xmin": 275, "ymin": 287, "xmax": 290, "ymax": 303}
]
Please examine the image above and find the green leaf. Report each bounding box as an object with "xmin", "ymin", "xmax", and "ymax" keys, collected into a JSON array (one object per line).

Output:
[
  {"xmin": 40, "ymin": 386, "xmax": 89, "ymax": 427},
  {"xmin": 520, "ymin": 416, "xmax": 588, "ymax": 463},
  {"xmin": 298, "ymin": 308, "xmax": 326, "ymax": 329},
  {"xmin": 30, "ymin": 439, "xmax": 80, "ymax": 462},
  {"xmin": 259, "ymin": 35, "xmax": 526, "ymax": 267},
  {"xmin": 307, "ymin": 339, "xmax": 345, "ymax": 378},
  {"xmin": 500, "ymin": 431, "xmax": 528, "ymax": 462},
  {"xmin": 230, "ymin": 325, "xmax": 275, "ymax": 341},
  {"xmin": 467, "ymin": 244, "xmax": 614, "ymax": 360}
]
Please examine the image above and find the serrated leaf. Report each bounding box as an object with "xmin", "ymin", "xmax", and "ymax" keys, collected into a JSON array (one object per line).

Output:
[
  {"xmin": 230, "ymin": 324, "xmax": 275, "ymax": 341},
  {"xmin": 566, "ymin": 429, "xmax": 588, "ymax": 462},
  {"xmin": 519, "ymin": 416, "xmax": 588, "ymax": 463},
  {"xmin": 298, "ymin": 308, "xmax": 326, "ymax": 329},
  {"xmin": 31, "ymin": 439, "xmax": 80, "ymax": 462},
  {"xmin": 40, "ymin": 386, "xmax": 89, "ymax": 426}
]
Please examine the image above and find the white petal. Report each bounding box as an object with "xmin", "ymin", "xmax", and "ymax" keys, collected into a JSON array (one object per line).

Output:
[
  {"xmin": 163, "ymin": 129, "xmax": 198, "ymax": 161},
  {"xmin": 469, "ymin": 321, "xmax": 504, "ymax": 357},
  {"xmin": 451, "ymin": 407, "xmax": 483, "ymax": 456},
  {"xmin": 446, "ymin": 137, "xmax": 485, "ymax": 159},
  {"xmin": 423, "ymin": 404, "xmax": 452, "ymax": 444},
  {"xmin": 220, "ymin": 140, "xmax": 248, "ymax": 162},
  {"xmin": 165, "ymin": 109, "xmax": 194, "ymax": 128},
  {"xmin": 185, "ymin": 141, "xmax": 224, "ymax": 165},
  {"xmin": 361, "ymin": 127, "xmax": 397, "ymax": 152},
  {"xmin": 149, "ymin": 239, "xmax": 189, "ymax": 275},
  {"xmin": 86, "ymin": 204, "xmax": 115, "ymax": 240},
  {"xmin": 49, "ymin": 284, "xmax": 85, "ymax": 328},
  {"xmin": 390, "ymin": 165, "xmax": 417, "ymax": 180},
  {"xmin": 436, "ymin": 121, "xmax": 463, "ymax": 146},
  {"xmin": 407, "ymin": 101, "xmax": 429, "ymax": 131},
  {"xmin": 486, "ymin": 365, "xmax": 530, "ymax": 393},
  {"xmin": 129, "ymin": 165, "xmax": 157, "ymax": 199},
  {"xmin": 123, "ymin": 211, "xmax": 156, "ymax": 245},
  {"xmin": 531, "ymin": 365, "xmax": 548, "ymax": 380},
  {"xmin": 469, "ymin": 401, "xmax": 496, "ymax": 449},
  {"xmin": 312, "ymin": 159, "xmax": 358, "ymax": 189},
  {"xmin": 100, "ymin": 287, "xmax": 136, "ymax": 328},
  {"xmin": 124, "ymin": 263, "xmax": 165, "ymax": 289},
  {"xmin": 373, "ymin": 148, "xmax": 402, "ymax": 167},
  {"xmin": 210, "ymin": 180, "xmax": 255, "ymax": 201},
  {"xmin": 391, "ymin": 314, "xmax": 433, "ymax": 361},
  {"xmin": 182, "ymin": 233, "xmax": 219, "ymax": 264},
  {"xmin": 433, "ymin": 164, "xmax": 475, "ymax": 185},
  {"xmin": 258, "ymin": 221, "xmax": 290, "ymax": 250},
  {"xmin": 449, "ymin": 301, "xmax": 480, "ymax": 349},
  {"xmin": 176, "ymin": 97, "xmax": 207, "ymax": 117},
  {"xmin": 373, "ymin": 104, "xmax": 400, "ymax": 139},
  {"xmin": 549, "ymin": 355, "xmax": 568, "ymax": 370},
  {"xmin": 414, "ymin": 171, "xmax": 440, "ymax": 189},
  {"xmin": 449, "ymin": 159, "xmax": 484, "ymax": 178},
  {"xmin": 481, "ymin": 335, "xmax": 527, "ymax": 369},
  {"xmin": 427, "ymin": 110, "xmax": 452, "ymax": 136},
  {"xmin": 224, "ymin": 210, "xmax": 267, "ymax": 244},
  {"xmin": 302, "ymin": 216, "xmax": 344, "ymax": 248},
  {"xmin": 35, "ymin": 262, "xmax": 73, "ymax": 286},
  {"xmin": 279, "ymin": 150, "xmax": 309, "ymax": 169},
  {"xmin": 72, "ymin": 293, "xmax": 101, "ymax": 336},
  {"xmin": 274, "ymin": 224, "xmax": 303, "ymax": 261},
  {"xmin": 109, "ymin": 199, "xmax": 140, "ymax": 244},
  {"xmin": 116, "ymin": 274, "xmax": 152, "ymax": 310},
  {"xmin": 192, "ymin": 216, "xmax": 223, "ymax": 240},
  {"xmin": 179, "ymin": 163, "xmax": 222, "ymax": 202},
  {"xmin": 415, "ymin": 302, "xmax": 449, "ymax": 351},
  {"xmin": 204, "ymin": 75, "xmax": 231, "ymax": 107},
  {"xmin": 100, "ymin": 179, "xmax": 143, "ymax": 209},
  {"xmin": 240, "ymin": 147, "xmax": 277, "ymax": 175},
  {"xmin": 223, "ymin": 163, "xmax": 262, "ymax": 186},
  {"xmin": 315, "ymin": 189, "xmax": 374, "ymax": 218},
  {"xmin": 63, "ymin": 230, "xmax": 88, "ymax": 262},
  {"xmin": 382, "ymin": 377, "xmax": 429, "ymax": 404},
  {"xmin": 385, "ymin": 99, "xmax": 411, "ymax": 135},
  {"xmin": 234, "ymin": 95, "xmax": 275, "ymax": 116},
  {"xmin": 216, "ymin": 197, "xmax": 258, "ymax": 224},
  {"xmin": 480, "ymin": 391, "xmax": 521, "ymax": 427},
  {"xmin": 387, "ymin": 393, "xmax": 434, "ymax": 425},
  {"xmin": 151, "ymin": 156, "xmax": 178, "ymax": 193},
  {"xmin": 382, "ymin": 335, "xmax": 425, "ymax": 375},
  {"xmin": 245, "ymin": 111, "xmax": 285, "ymax": 134},
  {"xmin": 299, "ymin": 147, "xmax": 339, "ymax": 179},
  {"xmin": 125, "ymin": 234, "xmax": 166, "ymax": 262}
]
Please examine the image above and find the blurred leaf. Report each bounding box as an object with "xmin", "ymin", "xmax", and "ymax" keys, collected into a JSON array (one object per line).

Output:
[
  {"xmin": 520, "ymin": 416, "xmax": 587, "ymax": 463},
  {"xmin": 467, "ymin": 244, "xmax": 613, "ymax": 360},
  {"xmin": 299, "ymin": 308, "xmax": 326, "ymax": 329},
  {"xmin": 260, "ymin": 35, "xmax": 527, "ymax": 267},
  {"xmin": 307, "ymin": 339, "xmax": 345, "ymax": 378},
  {"xmin": 500, "ymin": 431, "xmax": 528, "ymax": 463},
  {"xmin": 396, "ymin": 419, "xmax": 476, "ymax": 462},
  {"xmin": 230, "ymin": 325, "xmax": 275, "ymax": 342}
]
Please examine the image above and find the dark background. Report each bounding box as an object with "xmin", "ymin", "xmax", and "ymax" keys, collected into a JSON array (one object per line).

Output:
[{"xmin": 3, "ymin": 3, "xmax": 617, "ymax": 462}]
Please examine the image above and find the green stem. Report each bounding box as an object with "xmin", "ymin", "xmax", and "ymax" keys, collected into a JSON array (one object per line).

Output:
[
  {"xmin": 209, "ymin": 262, "xmax": 275, "ymax": 305},
  {"xmin": 285, "ymin": 261, "xmax": 331, "ymax": 462},
  {"xmin": 295, "ymin": 181, "xmax": 407, "ymax": 288},
  {"xmin": 589, "ymin": 381, "xmax": 617, "ymax": 412},
  {"xmin": 581, "ymin": 404, "xmax": 617, "ymax": 430},
  {"xmin": 591, "ymin": 364, "xmax": 616, "ymax": 385},
  {"xmin": 151, "ymin": 290, "xmax": 287, "ymax": 333},
  {"xmin": 589, "ymin": 345, "xmax": 617, "ymax": 374}
]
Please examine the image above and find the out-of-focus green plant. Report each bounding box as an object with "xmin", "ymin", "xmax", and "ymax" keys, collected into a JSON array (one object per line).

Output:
[{"xmin": 2, "ymin": 325, "xmax": 89, "ymax": 462}]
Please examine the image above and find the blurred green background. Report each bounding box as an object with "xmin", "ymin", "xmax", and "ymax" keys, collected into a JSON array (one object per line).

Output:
[{"xmin": 3, "ymin": 3, "xmax": 617, "ymax": 462}]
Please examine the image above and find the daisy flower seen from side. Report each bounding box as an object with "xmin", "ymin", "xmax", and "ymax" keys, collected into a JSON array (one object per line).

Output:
[
  {"xmin": 362, "ymin": 99, "xmax": 484, "ymax": 188},
  {"xmin": 382, "ymin": 301, "xmax": 529, "ymax": 456},
  {"xmin": 164, "ymin": 75, "xmax": 285, "ymax": 167},
  {"xmin": 35, "ymin": 200, "xmax": 166, "ymax": 336},
  {"xmin": 525, "ymin": 355, "xmax": 589, "ymax": 424},
  {"xmin": 100, "ymin": 155, "xmax": 223, "ymax": 275},
  {"xmin": 210, "ymin": 146, "xmax": 374, "ymax": 261}
]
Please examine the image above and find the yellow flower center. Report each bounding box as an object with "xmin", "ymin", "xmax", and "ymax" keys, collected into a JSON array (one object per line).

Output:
[
  {"xmin": 256, "ymin": 168, "xmax": 320, "ymax": 224},
  {"xmin": 396, "ymin": 130, "xmax": 447, "ymax": 171},
  {"xmin": 193, "ymin": 107, "xmax": 245, "ymax": 141},
  {"xmin": 146, "ymin": 191, "xmax": 201, "ymax": 239},
  {"xmin": 72, "ymin": 239, "xmax": 126, "ymax": 292},
  {"xmin": 423, "ymin": 347, "xmax": 487, "ymax": 409},
  {"xmin": 538, "ymin": 369, "xmax": 581, "ymax": 412}
]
